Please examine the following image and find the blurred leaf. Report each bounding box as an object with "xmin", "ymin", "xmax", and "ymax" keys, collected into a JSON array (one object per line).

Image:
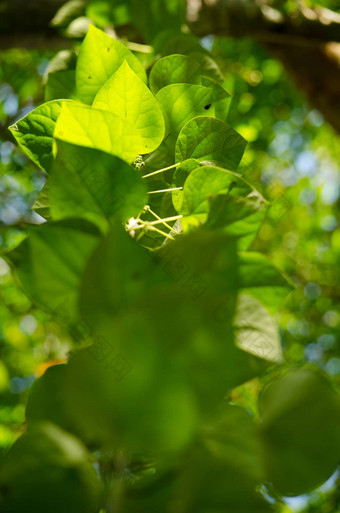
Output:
[
  {"xmin": 45, "ymin": 70, "xmax": 76, "ymax": 102},
  {"xmin": 238, "ymin": 252, "xmax": 293, "ymax": 311},
  {"xmin": 26, "ymin": 364, "xmax": 76, "ymax": 434},
  {"xmin": 233, "ymin": 294, "xmax": 283, "ymax": 362},
  {"xmin": 63, "ymin": 328, "xmax": 198, "ymax": 453},
  {"xmin": 0, "ymin": 422, "xmax": 101, "ymax": 513},
  {"xmin": 51, "ymin": 0, "xmax": 86, "ymax": 27},
  {"xmin": 207, "ymin": 191, "xmax": 267, "ymax": 250},
  {"xmin": 259, "ymin": 368, "xmax": 340, "ymax": 496},
  {"xmin": 7, "ymin": 220, "xmax": 99, "ymax": 322},
  {"xmin": 177, "ymin": 442, "xmax": 271, "ymax": 513},
  {"xmin": 129, "ymin": 0, "xmax": 183, "ymax": 42}
]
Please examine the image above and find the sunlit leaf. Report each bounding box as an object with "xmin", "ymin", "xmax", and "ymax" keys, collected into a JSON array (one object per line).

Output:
[
  {"xmin": 76, "ymin": 24, "xmax": 146, "ymax": 104},
  {"xmin": 9, "ymin": 100, "xmax": 66, "ymax": 172},
  {"xmin": 93, "ymin": 60, "xmax": 164, "ymax": 152},
  {"xmin": 54, "ymin": 101, "xmax": 155, "ymax": 162}
]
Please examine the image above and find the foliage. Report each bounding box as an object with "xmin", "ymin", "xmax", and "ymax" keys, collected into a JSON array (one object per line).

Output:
[{"xmin": 1, "ymin": 4, "xmax": 340, "ymax": 512}]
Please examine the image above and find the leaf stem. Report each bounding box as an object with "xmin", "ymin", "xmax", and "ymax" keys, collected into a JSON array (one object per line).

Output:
[
  {"xmin": 149, "ymin": 226, "xmax": 175, "ymax": 240},
  {"xmin": 125, "ymin": 41, "xmax": 153, "ymax": 53},
  {"xmin": 142, "ymin": 162, "xmax": 180, "ymax": 179},
  {"xmin": 147, "ymin": 215, "xmax": 182, "ymax": 225},
  {"xmin": 148, "ymin": 187, "xmax": 183, "ymax": 194},
  {"xmin": 144, "ymin": 206, "xmax": 179, "ymax": 234}
]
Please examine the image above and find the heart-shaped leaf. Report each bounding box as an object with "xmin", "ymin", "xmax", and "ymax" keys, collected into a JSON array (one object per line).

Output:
[
  {"xmin": 54, "ymin": 101, "xmax": 156, "ymax": 162},
  {"xmin": 93, "ymin": 60, "xmax": 165, "ymax": 152},
  {"xmin": 9, "ymin": 100, "xmax": 66, "ymax": 172},
  {"xmin": 175, "ymin": 116, "xmax": 246, "ymax": 170},
  {"xmin": 76, "ymin": 25, "xmax": 147, "ymax": 104}
]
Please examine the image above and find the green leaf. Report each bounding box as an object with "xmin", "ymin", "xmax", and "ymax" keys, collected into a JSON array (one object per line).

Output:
[
  {"xmin": 93, "ymin": 60, "xmax": 165, "ymax": 151},
  {"xmin": 8, "ymin": 220, "xmax": 99, "ymax": 322},
  {"xmin": 0, "ymin": 421, "xmax": 101, "ymax": 513},
  {"xmin": 32, "ymin": 182, "xmax": 51, "ymax": 220},
  {"xmin": 178, "ymin": 442, "xmax": 271, "ymax": 513},
  {"xmin": 49, "ymin": 141, "xmax": 148, "ymax": 228},
  {"xmin": 75, "ymin": 24, "xmax": 146, "ymax": 104},
  {"xmin": 79, "ymin": 224, "xmax": 259, "ymax": 414},
  {"xmin": 64, "ymin": 330, "xmax": 198, "ymax": 453},
  {"xmin": 172, "ymin": 158, "xmax": 200, "ymax": 213},
  {"xmin": 79, "ymin": 221, "xmax": 169, "ymax": 327},
  {"xmin": 207, "ymin": 191, "xmax": 268, "ymax": 250},
  {"xmin": 26, "ymin": 364, "xmax": 76, "ymax": 434},
  {"xmin": 149, "ymin": 54, "xmax": 202, "ymax": 95},
  {"xmin": 233, "ymin": 294, "xmax": 283, "ymax": 362},
  {"xmin": 201, "ymin": 76, "xmax": 231, "ymax": 122},
  {"xmin": 9, "ymin": 100, "xmax": 65, "ymax": 173},
  {"xmin": 190, "ymin": 52, "xmax": 224, "ymax": 83},
  {"xmin": 259, "ymin": 368, "xmax": 340, "ymax": 496},
  {"xmin": 122, "ymin": 466, "xmax": 177, "ymax": 513},
  {"xmin": 178, "ymin": 165, "xmax": 251, "ymax": 217},
  {"xmin": 51, "ymin": 0, "xmax": 86, "ymax": 27},
  {"xmin": 175, "ymin": 116, "xmax": 247, "ymax": 170},
  {"xmin": 86, "ymin": 0, "xmax": 131, "ymax": 27},
  {"xmin": 154, "ymin": 229, "xmax": 263, "ymax": 408},
  {"xmin": 155, "ymin": 85, "xmax": 214, "ymax": 147},
  {"xmin": 238, "ymin": 252, "xmax": 293, "ymax": 311},
  {"xmin": 45, "ymin": 70, "xmax": 76, "ymax": 102},
  {"xmin": 54, "ymin": 101, "xmax": 156, "ymax": 162},
  {"xmin": 203, "ymin": 404, "xmax": 265, "ymax": 484},
  {"xmin": 161, "ymin": 33, "xmax": 204, "ymax": 56}
]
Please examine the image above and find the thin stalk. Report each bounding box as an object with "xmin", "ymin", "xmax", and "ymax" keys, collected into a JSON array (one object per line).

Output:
[
  {"xmin": 145, "ymin": 206, "xmax": 179, "ymax": 234},
  {"xmin": 142, "ymin": 162, "xmax": 180, "ymax": 179},
  {"xmin": 149, "ymin": 225, "xmax": 175, "ymax": 240},
  {"xmin": 132, "ymin": 220, "xmax": 176, "ymax": 240},
  {"xmin": 125, "ymin": 41, "xmax": 153, "ymax": 53},
  {"xmin": 148, "ymin": 187, "xmax": 182, "ymax": 194},
  {"xmin": 147, "ymin": 215, "xmax": 182, "ymax": 225}
]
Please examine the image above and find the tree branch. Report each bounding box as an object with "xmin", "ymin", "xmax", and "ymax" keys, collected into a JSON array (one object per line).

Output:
[
  {"xmin": 0, "ymin": 32, "xmax": 72, "ymax": 50},
  {"xmin": 186, "ymin": 0, "xmax": 340, "ymax": 46}
]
